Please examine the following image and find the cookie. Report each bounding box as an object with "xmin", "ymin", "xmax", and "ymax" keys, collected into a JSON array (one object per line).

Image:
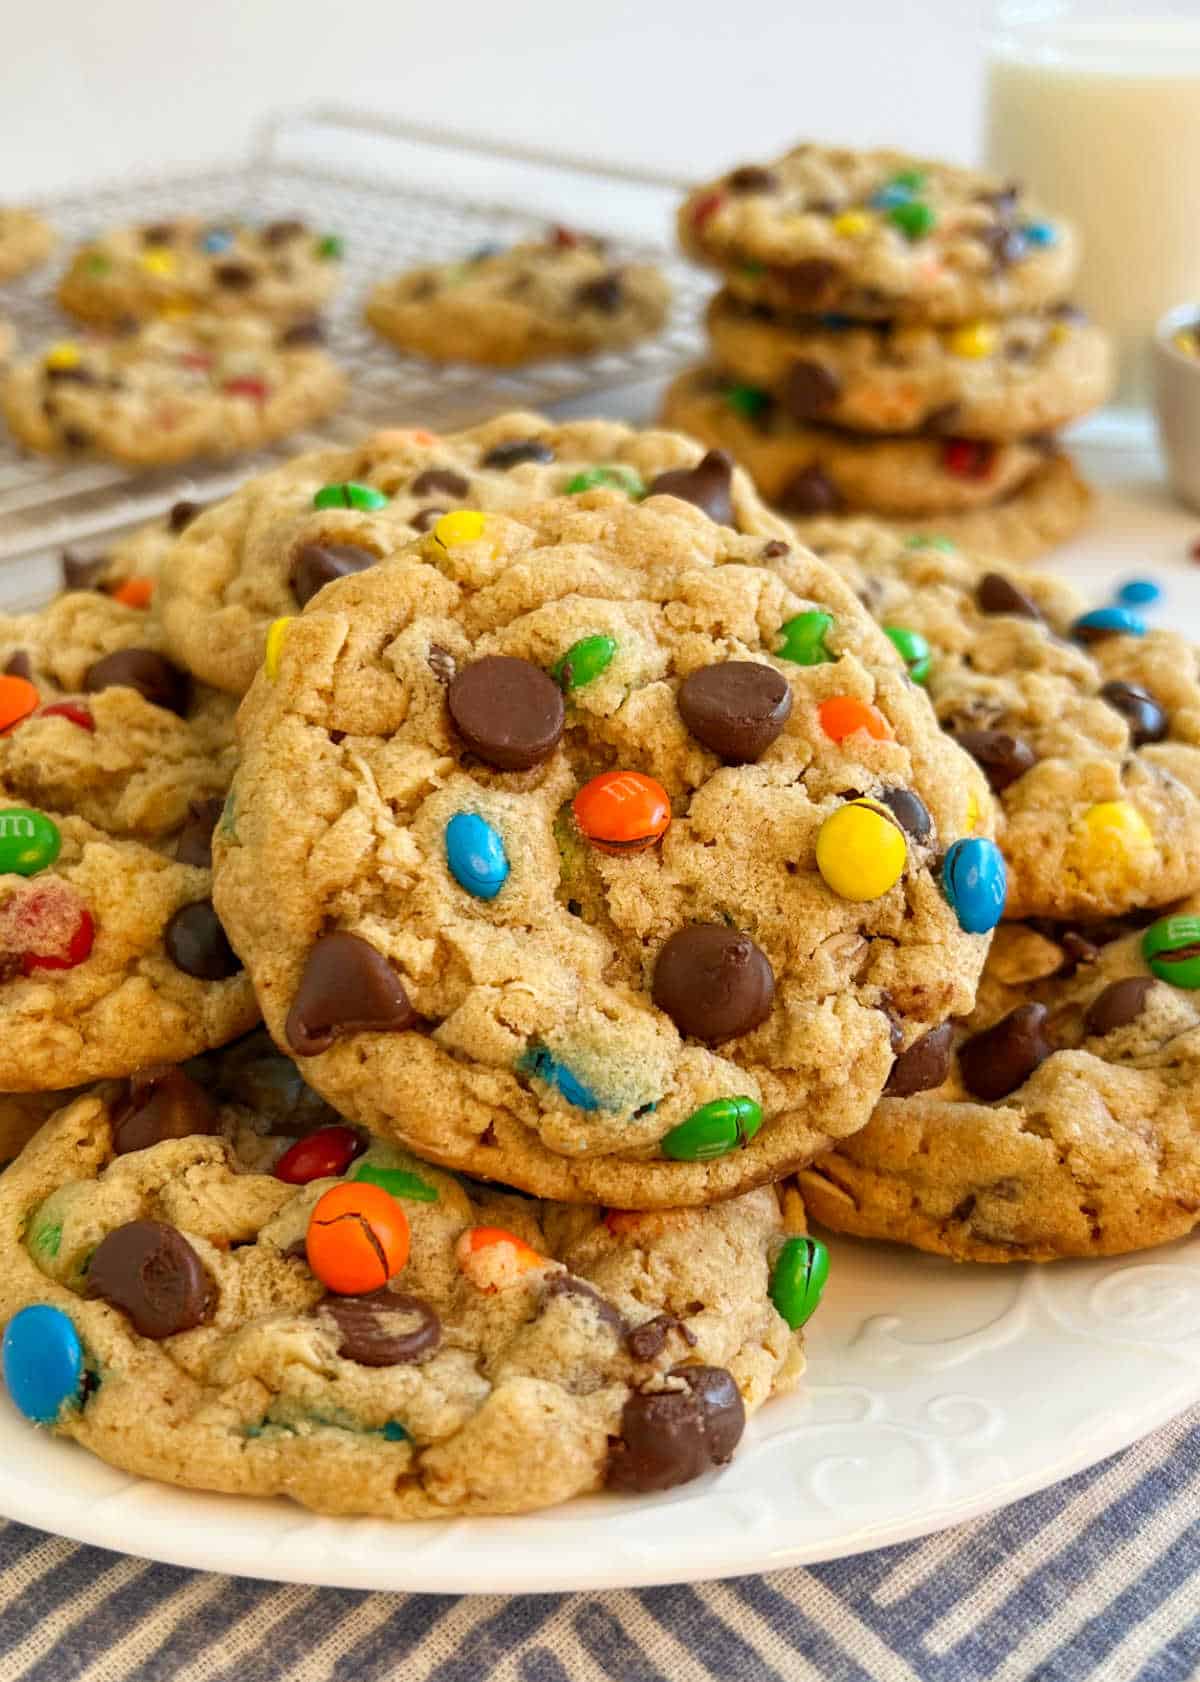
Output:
[
  {"xmin": 661, "ymin": 367, "xmax": 1048, "ymax": 516},
  {"xmin": 791, "ymin": 453, "xmax": 1092, "ymax": 564},
  {"xmin": 3, "ymin": 317, "xmax": 345, "ymax": 467},
  {"xmin": 679, "ymin": 146, "xmax": 1076, "ymax": 324},
  {"xmin": 707, "ymin": 293, "xmax": 1112, "ymax": 439},
  {"xmin": 365, "ymin": 228, "xmax": 670, "ymax": 365},
  {"xmin": 213, "ymin": 491, "xmax": 997, "ymax": 1208},
  {"xmin": 0, "ymin": 319, "xmax": 14, "ymax": 364},
  {"xmin": 157, "ymin": 412, "xmax": 793, "ymax": 697},
  {"xmin": 0, "ymin": 1092, "xmax": 71, "ymax": 1166},
  {"xmin": 0, "ymin": 209, "xmax": 55, "ymax": 281},
  {"xmin": 799, "ymin": 905, "xmax": 1200, "ymax": 1261},
  {"xmin": 57, "ymin": 217, "xmax": 343, "ymax": 325},
  {"xmin": 0, "ymin": 592, "xmax": 257, "ymax": 1088},
  {"xmin": 0, "ymin": 1073, "xmax": 812, "ymax": 1515},
  {"xmin": 801, "ymin": 519, "xmax": 1200, "ymax": 922}
]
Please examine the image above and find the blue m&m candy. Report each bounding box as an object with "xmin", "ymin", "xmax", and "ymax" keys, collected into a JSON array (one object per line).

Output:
[
  {"xmin": 942, "ymin": 837, "xmax": 1007, "ymax": 934},
  {"xmin": 519, "ymin": 1045, "xmax": 601, "ymax": 1111},
  {"xmin": 1021, "ymin": 221, "xmax": 1058, "ymax": 246},
  {"xmin": 3, "ymin": 1305, "xmax": 84, "ymax": 1424},
  {"xmin": 1072, "ymin": 606, "xmax": 1146, "ymax": 642},
  {"xmin": 1116, "ymin": 578, "xmax": 1161, "ymax": 607},
  {"xmin": 445, "ymin": 812, "xmax": 509, "ymax": 901},
  {"xmin": 200, "ymin": 228, "xmax": 234, "ymax": 253}
]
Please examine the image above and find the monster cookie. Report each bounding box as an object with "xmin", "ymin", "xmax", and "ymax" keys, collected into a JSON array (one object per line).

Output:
[
  {"xmin": 3, "ymin": 317, "xmax": 345, "ymax": 467},
  {"xmin": 800, "ymin": 905, "xmax": 1200, "ymax": 1261},
  {"xmin": 801, "ymin": 519, "xmax": 1200, "ymax": 921},
  {"xmin": 706, "ymin": 294, "xmax": 1112, "ymax": 440},
  {"xmin": 662, "ymin": 368, "xmax": 1047, "ymax": 517},
  {"xmin": 0, "ymin": 209, "xmax": 55, "ymax": 281},
  {"xmin": 157, "ymin": 412, "xmax": 792, "ymax": 696},
  {"xmin": 365, "ymin": 229, "xmax": 670, "ymax": 366},
  {"xmin": 0, "ymin": 320, "xmax": 14, "ymax": 365},
  {"xmin": 0, "ymin": 1077, "xmax": 814, "ymax": 1515},
  {"xmin": 0, "ymin": 592, "xmax": 257, "ymax": 1088},
  {"xmin": 57, "ymin": 505, "xmax": 197, "ymax": 609},
  {"xmin": 679, "ymin": 146, "xmax": 1077, "ymax": 324},
  {"xmin": 58, "ymin": 217, "xmax": 344, "ymax": 325},
  {"xmin": 213, "ymin": 492, "xmax": 998, "ymax": 1207}
]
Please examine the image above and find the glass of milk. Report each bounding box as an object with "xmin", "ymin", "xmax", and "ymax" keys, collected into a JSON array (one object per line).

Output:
[{"xmin": 986, "ymin": 2, "xmax": 1200, "ymax": 405}]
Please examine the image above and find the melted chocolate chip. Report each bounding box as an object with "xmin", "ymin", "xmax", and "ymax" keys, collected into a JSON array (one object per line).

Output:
[
  {"xmin": 88, "ymin": 1219, "xmax": 215, "ymax": 1339},
  {"xmin": 285, "ymin": 931, "xmax": 418, "ymax": 1057},
  {"xmin": 1084, "ymin": 976, "xmax": 1155, "ymax": 1036},
  {"xmin": 164, "ymin": 901, "xmax": 242, "ymax": 980},
  {"xmin": 290, "ymin": 542, "xmax": 377, "ymax": 607},
  {"xmin": 652, "ymin": 923, "xmax": 775, "ymax": 1044},
  {"xmin": 213, "ymin": 261, "xmax": 256, "ymax": 290},
  {"xmin": 727, "ymin": 166, "xmax": 778, "ymax": 193},
  {"xmin": 574, "ymin": 272, "xmax": 624, "ymax": 313},
  {"xmin": 885, "ymin": 1021, "xmax": 955, "ymax": 1096},
  {"xmin": 141, "ymin": 223, "xmax": 175, "ymax": 245},
  {"xmin": 111, "ymin": 1064, "xmax": 219, "ymax": 1155},
  {"xmin": 542, "ymin": 1272, "xmax": 626, "ymax": 1337},
  {"xmin": 977, "ymin": 572, "xmax": 1044, "ymax": 621},
  {"xmin": 952, "ymin": 728, "xmax": 1036, "ymax": 792},
  {"xmin": 175, "ymin": 797, "xmax": 225, "ymax": 869},
  {"xmin": 262, "ymin": 218, "xmax": 306, "ymax": 245},
  {"xmin": 318, "ymin": 1289, "xmax": 441, "ymax": 1366},
  {"xmin": 648, "ymin": 450, "xmax": 736, "ymax": 526},
  {"xmin": 481, "ymin": 438, "xmax": 555, "ymax": 470},
  {"xmin": 447, "ymin": 656, "xmax": 564, "ymax": 771},
  {"xmin": 626, "ymin": 1314, "xmax": 698, "ymax": 1362},
  {"xmin": 778, "ymin": 464, "xmax": 842, "ymax": 514},
  {"xmin": 84, "ymin": 649, "xmax": 192, "ymax": 716},
  {"xmin": 606, "ymin": 1366, "xmax": 745, "ymax": 1493},
  {"xmin": 676, "ymin": 660, "xmax": 792, "ymax": 762},
  {"xmin": 781, "ymin": 359, "xmax": 841, "ymax": 421},
  {"xmin": 410, "ymin": 467, "xmax": 469, "ymax": 499},
  {"xmin": 1100, "ymin": 680, "xmax": 1169, "ymax": 747},
  {"xmin": 958, "ymin": 1004, "xmax": 1052, "ymax": 1101}
]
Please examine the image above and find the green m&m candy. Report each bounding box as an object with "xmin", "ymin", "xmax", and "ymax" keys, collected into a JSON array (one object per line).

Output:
[
  {"xmin": 904, "ymin": 533, "xmax": 956, "ymax": 553},
  {"xmin": 661, "ymin": 1095, "xmax": 762, "ymax": 1161},
  {"xmin": 769, "ymin": 1235, "xmax": 829, "ymax": 1330},
  {"xmin": 885, "ymin": 625, "xmax": 931, "ymax": 683},
  {"xmin": 564, "ymin": 465, "xmax": 645, "ymax": 499},
  {"xmin": 1142, "ymin": 916, "xmax": 1200, "ymax": 989},
  {"xmin": 0, "ymin": 808, "xmax": 61, "ymax": 876},
  {"xmin": 313, "ymin": 482, "xmax": 388, "ymax": 512},
  {"xmin": 552, "ymin": 635, "xmax": 616, "ymax": 692},
  {"xmin": 353, "ymin": 1162, "xmax": 439, "ymax": 1203},
  {"xmin": 315, "ymin": 234, "xmax": 344, "ymax": 260},
  {"xmin": 888, "ymin": 201, "xmax": 936, "ymax": 241},
  {"xmin": 723, "ymin": 383, "xmax": 770, "ymax": 421},
  {"xmin": 777, "ymin": 611, "xmax": 835, "ymax": 665}
]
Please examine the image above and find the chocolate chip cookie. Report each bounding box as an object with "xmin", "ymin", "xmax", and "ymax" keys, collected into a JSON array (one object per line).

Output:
[
  {"xmin": 801, "ymin": 519, "xmax": 1200, "ymax": 921},
  {"xmin": 365, "ymin": 228, "xmax": 670, "ymax": 365},
  {"xmin": 58, "ymin": 217, "xmax": 344, "ymax": 326},
  {"xmin": 156, "ymin": 412, "xmax": 792, "ymax": 697},
  {"xmin": 0, "ymin": 592, "xmax": 257, "ymax": 1088},
  {"xmin": 0, "ymin": 209, "xmax": 55, "ymax": 281},
  {"xmin": 800, "ymin": 904, "xmax": 1200, "ymax": 1260},
  {"xmin": 679, "ymin": 146, "xmax": 1077, "ymax": 324},
  {"xmin": 707, "ymin": 293, "xmax": 1112, "ymax": 439},
  {"xmin": 213, "ymin": 491, "xmax": 996, "ymax": 1207},
  {"xmin": 661, "ymin": 367, "xmax": 1048, "ymax": 516},
  {"xmin": 3, "ymin": 316, "xmax": 345, "ymax": 467},
  {"xmin": 0, "ymin": 1072, "xmax": 811, "ymax": 1514}
]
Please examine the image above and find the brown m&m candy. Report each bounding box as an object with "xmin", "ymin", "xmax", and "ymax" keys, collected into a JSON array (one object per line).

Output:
[
  {"xmin": 606, "ymin": 1365, "xmax": 745, "ymax": 1492},
  {"xmin": 958, "ymin": 1003, "xmax": 1052, "ymax": 1101},
  {"xmin": 286, "ymin": 930, "xmax": 418, "ymax": 1057},
  {"xmin": 317, "ymin": 1288, "xmax": 441, "ymax": 1366},
  {"xmin": 677, "ymin": 661, "xmax": 792, "ymax": 763},
  {"xmin": 88, "ymin": 1219, "xmax": 216, "ymax": 1339},
  {"xmin": 447, "ymin": 656, "xmax": 564, "ymax": 771},
  {"xmin": 653, "ymin": 924, "xmax": 774, "ymax": 1044},
  {"xmin": 648, "ymin": 450, "xmax": 736, "ymax": 526}
]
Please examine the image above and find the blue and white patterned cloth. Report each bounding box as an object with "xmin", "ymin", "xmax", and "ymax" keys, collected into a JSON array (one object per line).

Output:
[{"xmin": 0, "ymin": 1404, "xmax": 1194, "ymax": 1682}]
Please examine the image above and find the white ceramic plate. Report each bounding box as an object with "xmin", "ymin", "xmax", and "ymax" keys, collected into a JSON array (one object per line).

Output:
[{"xmin": 1, "ymin": 410, "xmax": 1198, "ymax": 1592}]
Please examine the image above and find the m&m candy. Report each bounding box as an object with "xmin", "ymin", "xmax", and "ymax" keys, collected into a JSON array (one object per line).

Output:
[
  {"xmin": 200, "ymin": 228, "xmax": 234, "ymax": 253},
  {"xmin": 564, "ymin": 466, "xmax": 645, "ymax": 498},
  {"xmin": 456, "ymin": 1225, "xmax": 545, "ymax": 1291},
  {"xmin": 353, "ymin": 1162, "xmax": 439, "ymax": 1203},
  {"xmin": 264, "ymin": 616, "xmax": 292, "ymax": 681},
  {"xmin": 942, "ymin": 440, "xmax": 995, "ymax": 480},
  {"xmin": 884, "ymin": 625, "xmax": 931, "ymax": 683},
  {"xmin": 769, "ymin": 1236, "xmax": 829, "ymax": 1331},
  {"xmin": 552, "ymin": 635, "xmax": 616, "ymax": 691},
  {"xmin": 888, "ymin": 201, "xmax": 936, "ymax": 240},
  {"xmin": 432, "ymin": 510, "xmax": 487, "ymax": 547},
  {"xmin": 1068, "ymin": 801, "xmax": 1154, "ymax": 880},
  {"xmin": 816, "ymin": 800, "xmax": 906, "ymax": 901},
  {"xmin": 518, "ymin": 1044, "xmax": 601, "ymax": 1111},
  {"xmin": 660, "ymin": 1095, "xmax": 763, "ymax": 1161},
  {"xmin": 573, "ymin": 770, "xmax": 670, "ymax": 855},
  {"xmin": 305, "ymin": 1183, "xmax": 410, "ymax": 1294},
  {"xmin": 0, "ymin": 808, "xmax": 61, "ymax": 876},
  {"xmin": 316, "ymin": 234, "xmax": 345, "ymax": 260},
  {"xmin": 1142, "ymin": 915, "xmax": 1200, "ymax": 988},
  {"xmin": 948, "ymin": 323, "xmax": 997, "ymax": 360},
  {"xmin": 445, "ymin": 812, "xmax": 509, "ymax": 901},
  {"xmin": 313, "ymin": 482, "xmax": 388, "ymax": 512},
  {"xmin": 1116, "ymin": 578, "xmax": 1161, "ymax": 607},
  {"xmin": 723, "ymin": 383, "xmax": 771, "ymax": 420},
  {"xmin": 1072, "ymin": 606, "xmax": 1145, "ymax": 643},
  {"xmin": 111, "ymin": 577, "xmax": 154, "ymax": 609},
  {"xmin": 274, "ymin": 1125, "xmax": 364, "ymax": 1185},
  {"xmin": 818, "ymin": 696, "xmax": 893, "ymax": 744},
  {"xmin": 2, "ymin": 1305, "xmax": 84, "ymax": 1424},
  {"xmin": 1022, "ymin": 221, "xmax": 1058, "ymax": 246},
  {"xmin": 777, "ymin": 611, "xmax": 834, "ymax": 665},
  {"xmin": 941, "ymin": 836, "xmax": 1007, "ymax": 933},
  {"xmin": 0, "ymin": 676, "xmax": 39, "ymax": 734}
]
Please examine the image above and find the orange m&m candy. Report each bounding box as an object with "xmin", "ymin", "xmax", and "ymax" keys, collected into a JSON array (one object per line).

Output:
[
  {"xmin": 455, "ymin": 1225, "xmax": 545, "ymax": 1292},
  {"xmin": 0, "ymin": 676, "xmax": 39, "ymax": 734},
  {"xmin": 112, "ymin": 577, "xmax": 155, "ymax": 609},
  {"xmin": 818, "ymin": 696, "xmax": 894, "ymax": 744},
  {"xmin": 573, "ymin": 770, "xmax": 671, "ymax": 856},
  {"xmin": 305, "ymin": 1182, "xmax": 410, "ymax": 1295}
]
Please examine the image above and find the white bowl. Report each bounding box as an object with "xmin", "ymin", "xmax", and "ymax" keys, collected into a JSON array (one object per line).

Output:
[{"xmin": 1153, "ymin": 302, "xmax": 1200, "ymax": 513}]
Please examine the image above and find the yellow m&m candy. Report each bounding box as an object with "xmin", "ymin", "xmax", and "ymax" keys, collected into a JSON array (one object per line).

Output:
[
  {"xmin": 816, "ymin": 799, "xmax": 906, "ymax": 901},
  {"xmin": 264, "ymin": 616, "xmax": 293, "ymax": 681},
  {"xmin": 433, "ymin": 510, "xmax": 487, "ymax": 548},
  {"xmin": 139, "ymin": 249, "xmax": 176, "ymax": 277},
  {"xmin": 832, "ymin": 210, "xmax": 873, "ymax": 239},
  {"xmin": 44, "ymin": 342, "xmax": 81, "ymax": 371},
  {"xmin": 1067, "ymin": 800, "xmax": 1154, "ymax": 878},
  {"xmin": 948, "ymin": 322, "xmax": 997, "ymax": 360}
]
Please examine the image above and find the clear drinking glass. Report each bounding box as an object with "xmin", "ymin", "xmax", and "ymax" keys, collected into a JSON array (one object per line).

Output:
[{"xmin": 985, "ymin": 1, "xmax": 1200, "ymax": 404}]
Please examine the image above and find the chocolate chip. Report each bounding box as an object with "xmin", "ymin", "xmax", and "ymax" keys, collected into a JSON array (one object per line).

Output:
[
  {"xmin": 781, "ymin": 359, "xmax": 841, "ymax": 421},
  {"xmin": 285, "ymin": 931, "xmax": 418, "ymax": 1057},
  {"xmin": 727, "ymin": 165, "xmax": 778, "ymax": 193},
  {"xmin": 481, "ymin": 438, "xmax": 555, "ymax": 470},
  {"xmin": 88, "ymin": 1219, "xmax": 215, "ymax": 1339},
  {"xmin": 1052, "ymin": 301, "xmax": 1087, "ymax": 324},
  {"xmin": 60, "ymin": 427, "xmax": 92, "ymax": 451},
  {"xmin": 885, "ymin": 1021, "xmax": 955, "ymax": 1096},
  {"xmin": 262, "ymin": 218, "xmax": 306, "ymax": 244},
  {"xmin": 1085, "ymin": 976, "xmax": 1156, "ymax": 1036},
  {"xmin": 290, "ymin": 542, "xmax": 377, "ymax": 607},
  {"xmin": 84, "ymin": 649, "xmax": 192, "ymax": 716},
  {"xmin": 574, "ymin": 272, "xmax": 625, "ymax": 313},
  {"xmin": 875, "ymin": 786, "xmax": 933, "ymax": 844},
  {"xmin": 652, "ymin": 923, "xmax": 775, "ymax": 1044},
  {"xmin": 407, "ymin": 468, "xmax": 466, "ymax": 500},
  {"xmin": 46, "ymin": 365, "xmax": 98, "ymax": 386},
  {"xmin": 279, "ymin": 319, "xmax": 325, "ymax": 347},
  {"xmin": 648, "ymin": 450, "xmax": 736, "ymax": 526},
  {"xmin": 626, "ymin": 1313, "xmax": 697, "ymax": 1362},
  {"xmin": 977, "ymin": 572, "xmax": 1044, "ymax": 621},
  {"xmin": 952, "ymin": 728, "xmax": 1036, "ymax": 792},
  {"xmin": 61, "ymin": 549, "xmax": 109, "ymax": 592},
  {"xmin": 761, "ymin": 539, "xmax": 790, "ymax": 559},
  {"xmin": 958, "ymin": 1003, "xmax": 1052, "ymax": 1101},
  {"xmin": 978, "ymin": 222, "xmax": 1027, "ymax": 268},
  {"xmin": 924, "ymin": 401, "xmax": 963, "ymax": 434},
  {"xmin": 164, "ymin": 901, "xmax": 242, "ymax": 980},
  {"xmin": 1060, "ymin": 930, "xmax": 1100, "ymax": 973},
  {"xmin": 975, "ymin": 183, "xmax": 1021, "ymax": 213},
  {"xmin": 318, "ymin": 1289, "xmax": 441, "ymax": 1365},
  {"xmin": 777, "ymin": 258, "xmax": 842, "ymax": 306},
  {"xmin": 606, "ymin": 1365, "xmax": 745, "ymax": 1492},
  {"xmin": 676, "ymin": 660, "xmax": 792, "ymax": 762},
  {"xmin": 410, "ymin": 507, "xmax": 445, "ymax": 532},
  {"xmin": 213, "ymin": 262, "xmax": 255, "ymax": 290},
  {"xmin": 447, "ymin": 656, "xmax": 564, "ymax": 771},
  {"xmin": 3, "ymin": 651, "xmax": 33, "ymax": 680},
  {"xmin": 542, "ymin": 1273, "xmax": 626, "ymax": 1337},
  {"xmin": 141, "ymin": 223, "xmax": 175, "ymax": 245},
  {"xmin": 111, "ymin": 1064, "xmax": 219, "ymax": 1155},
  {"xmin": 778, "ymin": 464, "xmax": 842, "ymax": 515},
  {"xmin": 427, "ymin": 645, "xmax": 457, "ymax": 684},
  {"xmin": 1100, "ymin": 680, "xmax": 1169, "ymax": 746},
  {"xmin": 175, "ymin": 797, "xmax": 225, "ymax": 869},
  {"xmin": 168, "ymin": 499, "xmax": 204, "ymax": 534}
]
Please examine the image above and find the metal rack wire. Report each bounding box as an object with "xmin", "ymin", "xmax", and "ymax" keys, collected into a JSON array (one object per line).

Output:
[{"xmin": 0, "ymin": 107, "xmax": 709, "ymax": 594}]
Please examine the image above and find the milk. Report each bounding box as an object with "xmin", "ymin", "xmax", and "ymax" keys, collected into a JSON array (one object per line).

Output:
[{"xmin": 986, "ymin": 13, "xmax": 1200, "ymax": 403}]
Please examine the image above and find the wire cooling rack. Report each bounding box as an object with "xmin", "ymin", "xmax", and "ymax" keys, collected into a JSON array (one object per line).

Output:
[{"xmin": 0, "ymin": 107, "xmax": 709, "ymax": 597}]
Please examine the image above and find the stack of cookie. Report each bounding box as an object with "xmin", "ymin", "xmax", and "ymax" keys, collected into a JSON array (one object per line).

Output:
[
  {"xmin": 665, "ymin": 144, "xmax": 1113, "ymax": 561},
  {"xmin": 0, "ymin": 412, "xmax": 1009, "ymax": 1520}
]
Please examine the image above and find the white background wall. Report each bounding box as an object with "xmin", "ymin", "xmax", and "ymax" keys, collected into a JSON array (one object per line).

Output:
[{"xmin": 3, "ymin": 0, "xmax": 994, "ymax": 196}]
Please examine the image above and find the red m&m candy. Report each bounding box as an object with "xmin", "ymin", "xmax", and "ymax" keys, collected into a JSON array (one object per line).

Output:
[
  {"xmin": 573, "ymin": 771, "xmax": 671, "ymax": 856},
  {"xmin": 274, "ymin": 1124, "xmax": 364, "ymax": 1185}
]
